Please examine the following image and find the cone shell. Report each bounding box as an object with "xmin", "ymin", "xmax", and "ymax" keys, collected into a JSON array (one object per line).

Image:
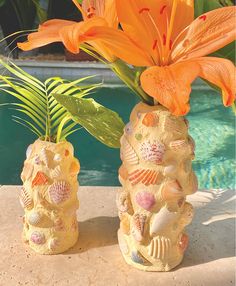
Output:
[
  {"xmin": 28, "ymin": 211, "xmax": 42, "ymax": 226},
  {"xmin": 150, "ymin": 207, "xmax": 179, "ymax": 236},
  {"xmin": 140, "ymin": 141, "xmax": 165, "ymax": 164},
  {"xmin": 135, "ymin": 191, "xmax": 155, "ymax": 211},
  {"xmin": 32, "ymin": 171, "xmax": 49, "ymax": 188},
  {"xmin": 159, "ymin": 180, "xmax": 183, "ymax": 201},
  {"xmin": 169, "ymin": 140, "xmax": 189, "ymax": 151},
  {"xmin": 148, "ymin": 236, "xmax": 171, "ymax": 260},
  {"xmin": 131, "ymin": 213, "xmax": 146, "ymax": 242},
  {"xmin": 120, "ymin": 137, "xmax": 139, "ymax": 165},
  {"xmin": 30, "ymin": 231, "xmax": 45, "ymax": 245},
  {"xmin": 116, "ymin": 191, "xmax": 130, "ymax": 213},
  {"xmin": 128, "ymin": 169, "xmax": 164, "ymax": 186},
  {"xmin": 142, "ymin": 112, "xmax": 159, "ymax": 127},
  {"xmin": 49, "ymin": 181, "xmax": 71, "ymax": 204},
  {"xmin": 19, "ymin": 188, "xmax": 33, "ymax": 210},
  {"xmin": 178, "ymin": 233, "xmax": 189, "ymax": 253}
]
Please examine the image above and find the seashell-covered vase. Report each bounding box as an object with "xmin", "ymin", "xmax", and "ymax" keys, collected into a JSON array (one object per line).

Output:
[
  {"xmin": 117, "ymin": 102, "xmax": 198, "ymax": 271},
  {"xmin": 20, "ymin": 139, "xmax": 80, "ymax": 254}
]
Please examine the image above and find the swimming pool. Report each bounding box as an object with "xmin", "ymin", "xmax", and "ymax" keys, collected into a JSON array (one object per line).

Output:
[{"xmin": 0, "ymin": 87, "xmax": 235, "ymax": 188}]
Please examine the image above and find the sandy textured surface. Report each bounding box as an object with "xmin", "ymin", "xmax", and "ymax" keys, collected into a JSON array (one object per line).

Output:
[{"xmin": 0, "ymin": 186, "xmax": 235, "ymax": 286}]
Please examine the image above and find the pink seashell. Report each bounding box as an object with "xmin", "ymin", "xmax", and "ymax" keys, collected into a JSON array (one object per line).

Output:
[
  {"xmin": 178, "ymin": 233, "xmax": 189, "ymax": 253},
  {"xmin": 31, "ymin": 231, "xmax": 45, "ymax": 245},
  {"xmin": 131, "ymin": 213, "xmax": 146, "ymax": 242},
  {"xmin": 120, "ymin": 136, "xmax": 139, "ymax": 165},
  {"xmin": 129, "ymin": 169, "xmax": 164, "ymax": 186},
  {"xmin": 135, "ymin": 191, "xmax": 155, "ymax": 211},
  {"xmin": 19, "ymin": 188, "xmax": 33, "ymax": 210},
  {"xmin": 169, "ymin": 139, "xmax": 189, "ymax": 151},
  {"xmin": 140, "ymin": 141, "xmax": 165, "ymax": 164},
  {"xmin": 49, "ymin": 181, "xmax": 71, "ymax": 204}
]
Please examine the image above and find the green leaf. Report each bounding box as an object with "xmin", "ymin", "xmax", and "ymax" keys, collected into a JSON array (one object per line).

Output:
[
  {"xmin": 0, "ymin": 0, "xmax": 6, "ymax": 8},
  {"xmin": 53, "ymin": 95, "xmax": 125, "ymax": 148}
]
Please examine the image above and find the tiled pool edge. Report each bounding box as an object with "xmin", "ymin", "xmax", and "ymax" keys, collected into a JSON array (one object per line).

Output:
[{"xmin": 1, "ymin": 59, "xmax": 208, "ymax": 88}]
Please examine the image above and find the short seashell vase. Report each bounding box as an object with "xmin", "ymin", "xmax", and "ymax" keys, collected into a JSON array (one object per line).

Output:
[
  {"xmin": 117, "ymin": 102, "xmax": 198, "ymax": 271},
  {"xmin": 20, "ymin": 139, "xmax": 80, "ymax": 254}
]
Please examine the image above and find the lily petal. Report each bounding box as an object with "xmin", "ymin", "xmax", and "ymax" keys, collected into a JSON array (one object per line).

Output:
[
  {"xmin": 171, "ymin": 6, "xmax": 236, "ymax": 62},
  {"xmin": 194, "ymin": 57, "xmax": 236, "ymax": 106},
  {"xmin": 140, "ymin": 61, "xmax": 200, "ymax": 115},
  {"xmin": 18, "ymin": 19, "xmax": 76, "ymax": 51},
  {"xmin": 80, "ymin": 25, "xmax": 154, "ymax": 66}
]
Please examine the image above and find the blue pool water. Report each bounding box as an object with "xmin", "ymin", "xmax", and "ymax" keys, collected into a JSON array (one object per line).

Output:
[{"xmin": 0, "ymin": 87, "xmax": 235, "ymax": 189}]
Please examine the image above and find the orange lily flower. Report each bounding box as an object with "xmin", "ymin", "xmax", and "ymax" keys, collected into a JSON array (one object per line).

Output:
[
  {"xmin": 77, "ymin": 0, "xmax": 236, "ymax": 115},
  {"xmin": 18, "ymin": 0, "xmax": 119, "ymax": 62}
]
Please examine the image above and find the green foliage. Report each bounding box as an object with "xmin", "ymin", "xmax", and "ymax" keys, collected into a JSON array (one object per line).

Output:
[
  {"xmin": 0, "ymin": 60, "xmax": 101, "ymax": 142},
  {"xmin": 53, "ymin": 95, "xmax": 125, "ymax": 148}
]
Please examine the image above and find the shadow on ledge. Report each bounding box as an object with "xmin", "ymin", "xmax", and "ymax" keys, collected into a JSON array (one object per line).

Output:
[
  {"xmin": 65, "ymin": 216, "xmax": 120, "ymax": 255},
  {"xmin": 176, "ymin": 189, "xmax": 235, "ymax": 269}
]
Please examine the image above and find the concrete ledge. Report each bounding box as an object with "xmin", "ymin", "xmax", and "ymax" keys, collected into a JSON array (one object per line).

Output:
[
  {"xmin": 0, "ymin": 59, "xmax": 208, "ymax": 88},
  {"xmin": 0, "ymin": 186, "xmax": 235, "ymax": 286}
]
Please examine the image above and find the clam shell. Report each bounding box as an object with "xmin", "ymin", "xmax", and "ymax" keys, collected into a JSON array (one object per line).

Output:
[
  {"xmin": 28, "ymin": 211, "xmax": 42, "ymax": 226},
  {"xmin": 30, "ymin": 231, "xmax": 45, "ymax": 245},
  {"xmin": 178, "ymin": 233, "xmax": 189, "ymax": 253},
  {"xmin": 120, "ymin": 137, "xmax": 139, "ymax": 165},
  {"xmin": 159, "ymin": 180, "xmax": 183, "ymax": 201},
  {"xmin": 148, "ymin": 236, "xmax": 171, "ymax": 260},
  {"xmin": 32, "ymin": 171, "xmax": 49, "ymax": 187},
  {"xmin": 48, "ymin": 238, "xmax": 59, "ymax": 251},
  {"xmin": 135, "ymin": 191, "xmax": 155, "ymax": 211},
  {"xmin": 169, "ymin": 140, "xmax": 188, "ymax": 151},
  {"xmin": 19, "ymin": 188, "xmax": 33, "ymax": 210},
  {"xmin": 131, "ymin": 213, "xmax": 146, "ymax": 242},
  {"xmin": 118, "ymin": 230, "xmax": 129, "ymax": 255},
  {"xmin": 49, "ymin": 181, "xmax": 71, "ymax": 204},
  {"xmin": 26, "ymin": 144, "xmax": 33, "ymax": 159},
  {"xmin": 142, "ymin": 112, "xmax": 159, "ymax": 127},
  {"xmin": 116, "ymin": 191, "xmax": 130, "ymax": 213},
  {"xmin": 128, "ymin": 169, "xmax": 164, "ymax": 186},
  {"xmin": 140, "ymin": 141, "xmax": 165, "ymax": 164},
  {"xmin": 150, "ymin": 207, "xmax": 179, "ymax": 236}
]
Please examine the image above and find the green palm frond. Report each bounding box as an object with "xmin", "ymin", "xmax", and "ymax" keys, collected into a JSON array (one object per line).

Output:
[{"xmin": 0, "ymin": 60, "xmax": 100, "ymax": 143}]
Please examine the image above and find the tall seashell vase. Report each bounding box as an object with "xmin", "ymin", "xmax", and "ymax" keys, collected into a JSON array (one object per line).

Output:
[
  {"xmin": 20, "ymin": 139, "xmax": 80, "ymax": 254},
  {"xmin": 117, "ymin": 102, "xmax": 198, "ymax": 271}
]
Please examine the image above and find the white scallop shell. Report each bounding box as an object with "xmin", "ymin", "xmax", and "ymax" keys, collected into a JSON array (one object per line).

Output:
[
  {"xmin": 120, "ymin": 137, "xmax": 139, "ymax": 165},
  {"xmin": 148, "ymin": 236, "xmax": 171, "ymax": 260},
  {"xmin": 140, "ymin": 141, "xmax": 165, "ymax": 164},
  {"xmin": 131, "ymin": 213, "xmax": 146, "ymax": 242},
  {"xmin": 41, "ymin": 148, "xmax": 49, "ymax": 167},
  {"xmin": 19, "ymin": 188, "xmax": 33, "ymax": 210},
  {"xmin": 150, "ymin": 207, "xmax": 179, "ymax": 236},
  {"xmin": 51, "ymin": 166, "xmax": 62, "ymax": 178},
  {"xmin": 49, "ymin": 181, "xmax": 71, "ymax": 204},
  {"xmin": 28, "ymin": 211, "xmax": 42, "ymax": 226}
]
